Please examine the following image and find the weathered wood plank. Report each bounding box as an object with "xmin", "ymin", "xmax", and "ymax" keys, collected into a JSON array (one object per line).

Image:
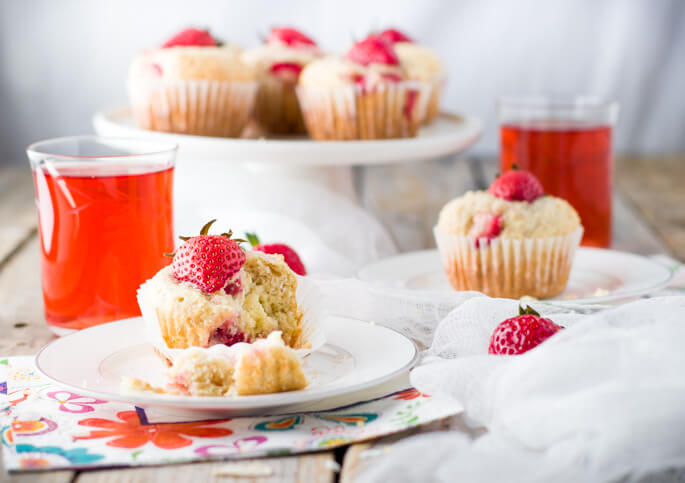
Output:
[
  {"xmin": 0, "ymin": 167, "xmax": 36, "ymax": 268},
  {"xmin": 616, "ymin": 156, "xmax": 685, "ymax": 261},
  {"xmin": 75, "ymin": 453, "xmax": 336, "ymax": 483}
]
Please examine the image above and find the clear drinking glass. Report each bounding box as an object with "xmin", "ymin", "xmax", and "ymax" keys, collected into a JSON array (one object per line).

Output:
[
  {"xmin": 26, "ymin": 136, "xmax": 177, "ymax": 335},
  {"xmin": 498, "ymin": 96, "xmax": 619, "ymax": 247}
]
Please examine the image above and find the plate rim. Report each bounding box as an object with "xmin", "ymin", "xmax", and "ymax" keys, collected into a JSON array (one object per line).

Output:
[
  {"xmin": 358, "ymin": 247, "xmax": 673, "ymax": 305},
  {"xmin": 92, "ymin": 107, "xmax": 482, "ymax": 167},
  {"xmin": 35, "ymin": 316, "xmax": 419, "ymax": 410}
]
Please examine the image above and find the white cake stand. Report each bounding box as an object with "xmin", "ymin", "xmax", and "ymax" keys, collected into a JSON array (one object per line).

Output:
[{"xmin": 93, "ymin": 107, "xmax": 481, "ymax": 200}]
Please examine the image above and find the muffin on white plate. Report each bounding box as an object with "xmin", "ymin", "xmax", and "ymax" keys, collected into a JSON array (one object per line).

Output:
[
  {"xmin": 128, "ymin": 28, "xmax": 257, "ymax": 137},
  {"xmin": 137, "ymin": 220, "xmax": 322, "ymax": 364},
  {"xmin": 296, "ymin": 34, "xmax": 431, "ymax": 140},
  {"xmin": 242, "ymin": 26, "xmax": 323, "ymax": 134},
  {"xmin": 378, "ymin": 28, "xmax": 445, "ymax": 124},
  {"xmin": 434, "ymin": 169, "xmax": 583, "ymax": 299}
]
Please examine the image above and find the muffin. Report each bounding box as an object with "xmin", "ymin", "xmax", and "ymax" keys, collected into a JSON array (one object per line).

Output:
[
  {"xmin": 137, "ymin": 221, "xmax": 313, "ymax": 363},
  {"xmin": 296, "ymin": 34, "xmax": 431, "ymax": 140},
  {"xmin": 242, "ymin": 27, "xmax": 322, "ymax": 134},
  {"xmin": 128, "ymin": 28, "xmax": 258, "ymax": 137},
  {"xmin": 123, "ymin": 331, "xmax": 308, "ymax": 397},
  {"xmin": 434, "ymin": 169, "xmax": 583, "ymax": 299},
  {"xmin": 379, "ymin": 29, "xmax": 445, "ymax": 124}
]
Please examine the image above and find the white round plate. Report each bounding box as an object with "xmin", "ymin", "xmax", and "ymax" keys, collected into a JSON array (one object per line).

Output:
[
  {"xmin": 358, "ymin": 247, "xmax": 673, "ymax": 305},
  {"xmin": 36, "ymin": 316, "xmax": 418, "ymax": 414},
  {"xmin": 93, "ymin": 107, "xmax": 481, "ymax": 166}
]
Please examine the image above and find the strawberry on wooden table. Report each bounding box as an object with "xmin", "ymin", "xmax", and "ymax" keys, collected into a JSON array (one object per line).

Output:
[
  {"xmin": 246, "ymin": 233, "xmax": 307, "ymax": 276},
  {"xmin": 162, "ymin": 28, "xmax": 217, "ymax": 48},
  {"xmin": 170, "ymin": 220, "xmax": 246, "ymax": 294},
  {"xmin": 489, "ymin": 306, "xmax": 563, "ymax": 355}
]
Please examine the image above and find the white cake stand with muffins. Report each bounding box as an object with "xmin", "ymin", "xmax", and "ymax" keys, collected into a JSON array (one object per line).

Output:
[{"xmin": 92, "ymin": 107, "xmax": 481, "ymax": 200}]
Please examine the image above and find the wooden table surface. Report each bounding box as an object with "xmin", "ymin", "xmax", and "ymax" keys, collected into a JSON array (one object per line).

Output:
[{"xmin": 0, "ymin": 156, "xmax": 682, "ymax": 482}]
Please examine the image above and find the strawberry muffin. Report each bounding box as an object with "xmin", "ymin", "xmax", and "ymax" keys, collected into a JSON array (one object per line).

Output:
[
  {"xmin": 378, "ymin": 28, "xmax": 445, "ymax": 124},
  {"xmin": 242, "ymin": 27, "xmax": 322, "ymax": 134},
  {"xmin": 296, "ymin": 34, "xmax": 431, "ymax": 140},
  {"xmin": 434, "ymin": 169, "xmax": 583, "ymax": 299},
  {"xmin": 128, "ymin": 28, "xmax": 257, "ymax": 137},
  {"xmin": 137, "ymin": 220, "xmax": 312, "ymax": 362},
  {"xmin": 123, "ymin": 331, "xmax": 308, "ymax": 396}
]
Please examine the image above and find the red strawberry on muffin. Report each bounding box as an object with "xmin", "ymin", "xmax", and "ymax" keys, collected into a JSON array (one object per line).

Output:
[
  {"xmin": 346, "ymin": 35, "xmax": 400, "ymax": 66},
  {"xmin": 170, "ymin": 220, "xmax": 246, "ymax": 294},
  {"xmin": 378, "ymin": 28, "xmax": 414, "ymax": 44},
  {"xmin": 246, "ymin": 233, "xmax": 307, "ymax": 276},
  {"xmin": 468, "ymin": 213, "xmax": 503, "ymax": 247},
  {"xmin": 162, "ymin": 28, "xmax": 217, "ymax": 48},
  {"xmin": 488, "ymin": 306, "xmax": 563, "ymax": 355},
  {"xmin": 489, "ymin": 168, "xmax": 545, "ymax": 202},
  {"xmin": 266, "ymin": 26, "xmax": 318, "ymax": 49}
]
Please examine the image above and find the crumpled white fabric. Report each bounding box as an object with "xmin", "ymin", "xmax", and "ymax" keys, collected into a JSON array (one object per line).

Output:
[{"xmin": 358, "ymin": 296, "xmax": 685, "ymax": 483}]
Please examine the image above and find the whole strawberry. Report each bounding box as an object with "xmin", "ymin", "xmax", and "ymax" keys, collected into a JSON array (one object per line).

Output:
[
  {"xmin": 378, "ymin": 28, "xmax": 413, "ymax": 44},
  {"xmin": 346, "ymin": 35, "xmax": 399, "ymax": 66},
  {"xmin": 162, "ymin": 28, "xmax": 217, "ymax": 48},
  {"xmin": 245, "ymin": 233, "xmax": 307, "ymax": 276},
  {"xmin": 489, "ymin": 168, "xmax": 544, "ymax": 202},
  {"xmin": 266, "ymin": 26, "xmax": 317, "ymax": 49},
  {"xmin": 489, "ymin": 306, "xmax": 562, "ymax": 355},
  {"xmin": 170, "ymin": 220, "xmax": 246, "ymax": 294}
]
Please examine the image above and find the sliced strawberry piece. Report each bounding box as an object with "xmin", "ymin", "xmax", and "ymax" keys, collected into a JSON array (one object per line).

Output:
[
  {"xmin": 378, "ymin": 28, "xmax": 413, "ymax": 44},
  {"xmin": 208, "ymin": 321, "xmax": 248, "ymax": 347},
  {"xmin": 489, "ymin": 169, "xmax": 544, "ymax": 202},
  {"xmin": 267, "ymin": 27, "xmax": 317, "ymax": 49},
  {"xmin": 403, "ymin": 89, "xmax": 419, "ymax": 120},
  {"xmin": 270, "ymin": 62, "xmax": 304, "ymax": 82},
  {"xmin": 468, "ymin": 213, "xmax": 503, "ymax": 247},
  {"xmin": 162, "ymin": 28, "xmax": 217, "ymax": 48},
  {"xmin": 346, "ymin": 35, "xmax": 399, "ymax": 66}
]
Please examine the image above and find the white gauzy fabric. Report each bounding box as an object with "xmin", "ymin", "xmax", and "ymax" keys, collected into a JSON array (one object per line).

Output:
[
  {"xmin": 173, "ymin": 168, "xmax": 397, "ymax": 277},
  {"xmin": 359, "ymin": 296, "xmax": 685, "ymax": 483}
]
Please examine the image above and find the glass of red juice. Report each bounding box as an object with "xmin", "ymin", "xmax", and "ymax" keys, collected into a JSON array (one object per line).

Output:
[
  {"xmin": 26, "ymin": 136, "xmax": 177, "ymax": 335},
  {"xmin": 498, "ymin": 97, "xmax": 619, "ymax": 247}
]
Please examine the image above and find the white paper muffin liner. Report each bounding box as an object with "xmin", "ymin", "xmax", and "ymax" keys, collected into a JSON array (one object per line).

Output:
[
  {"xmin": 423, "ymin": 75, "xmax": 445, "ymax": 124},
  {"xmin": 128, "ymin": 78, "xmax": 258, "ymax": 137},
  {"xmin": 295, "ymin": 80, "xmax": 432, "ymax": 140},
  {"xmin": 138, "ymin": 275, "xmax": 326, "ymax": 363},
  {"xmin": 433, "ymin": 226, "xmax": 584, "ymax": 299}
]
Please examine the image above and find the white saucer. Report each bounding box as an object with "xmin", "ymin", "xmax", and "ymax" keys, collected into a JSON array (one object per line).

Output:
[
  {"xmin": 358, "ymin": 247, "xmax": 673, "ymax": 305},
  {"xmin": 35, "ymin": 316, "xmax": 418, "ymax": 415},
  {"xmin": 93, "ymin": 108, "xmax": 481, "ymax": 166}
]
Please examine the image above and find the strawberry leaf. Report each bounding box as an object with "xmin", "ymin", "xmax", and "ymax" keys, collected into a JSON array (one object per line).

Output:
[{"xmin": 245, "ymin": 232, "xmax": 261, "ymax": 247}]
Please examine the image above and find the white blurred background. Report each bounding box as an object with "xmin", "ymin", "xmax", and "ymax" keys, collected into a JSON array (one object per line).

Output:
[{"xmin": 1, "ymin": 0, "xmax": 684, "ymax": 165}]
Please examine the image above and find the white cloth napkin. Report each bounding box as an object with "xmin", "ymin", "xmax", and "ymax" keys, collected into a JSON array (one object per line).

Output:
[{"xmin": 357, "ymin": 295, "xmax": 685, "ymax": 483}]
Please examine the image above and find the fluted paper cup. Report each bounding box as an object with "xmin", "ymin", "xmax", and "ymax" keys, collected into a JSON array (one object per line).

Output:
[
  {"xmin": 423, "ymin": 75, "xmax": 445, "ymax": 124},
  {"xmin": 129, "ymin": 79, "xmax": 258, "ymax": 137},
  {"xmin": 296, "ymin": 80, "xmax": 431, "ymax": 140},
  {"xmin": 434, "ymin": 226, "xmax": 583, "ymax": 299},
  {"xmin": 138, "ymin": 275, "xmax": 326, "ymax": 363}
]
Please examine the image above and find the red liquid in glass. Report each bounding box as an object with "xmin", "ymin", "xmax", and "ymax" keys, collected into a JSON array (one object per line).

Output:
[
  {"xmin": 500, "ymin": 122, "xmax": 612, "ymax": 247},
  {"xmin": 33, "ymin": 165, "xmax": 174, "ymax": 331}
]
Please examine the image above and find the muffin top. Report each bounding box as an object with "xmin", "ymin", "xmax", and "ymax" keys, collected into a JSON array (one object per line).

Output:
[
  {"xmin": 394, "ymin": 42, "xmax": 444, "ymax": 82},
  {"xmin": 242, "ymin": 26, "xmax": 321, "ymax": 73},
  {"xmin": 437, "ymin": 190, "xmax": 581, "ymax": 239},
  {"xmin": 130, "ymin": 28, "xmax": 255, "ymax": 82}
]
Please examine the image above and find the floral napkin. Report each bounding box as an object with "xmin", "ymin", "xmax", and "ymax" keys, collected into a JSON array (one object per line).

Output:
[{"xmin": 0, "ymin": 356, "xmax": 460, "ymax": 472}]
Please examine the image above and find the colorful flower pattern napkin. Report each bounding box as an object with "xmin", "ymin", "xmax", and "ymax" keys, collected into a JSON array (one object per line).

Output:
[{"xmin": 0, "ymin": 356, "xmax": 460, "ymax": 472}]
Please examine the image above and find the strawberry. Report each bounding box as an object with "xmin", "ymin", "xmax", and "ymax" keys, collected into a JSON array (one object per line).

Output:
[
  {"xmin": 378, "ymin": 28, "xmax": 413, "ymax": 44},
  {"xmin": 270, "ymin": 62, "xmax": 304, "ymax": 82},
  {"xmin": 488, "ymin": 306, "xmax": 562, "ymax": 355},
  {"xmin": 246, "ymin": 233, "xmax": 307, "ymax": 276},
  {"xmin": 208, "ymin": 321, "xmax": 248, "ymax": 346},
  {"xmin": 468, "ymin": 213, "xmax": 503, "ymax": 247},
  {"xmin": 266, "ymin": 26, "xmax": 317, "ymax": 49},
  {"xmin": 162, "ymin": 28, "xmax": 217, "ymax": 48},
  {"xmin": 170, "ymin": 220, "xmax": 246, "ymax": 294},
  {"xmin": 489, "ymin": 168, "xmax": 544, "ymax": 202},
  {"xmin": 346, "ymin": 35, "xmax": 399, "ymax": 66}
]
